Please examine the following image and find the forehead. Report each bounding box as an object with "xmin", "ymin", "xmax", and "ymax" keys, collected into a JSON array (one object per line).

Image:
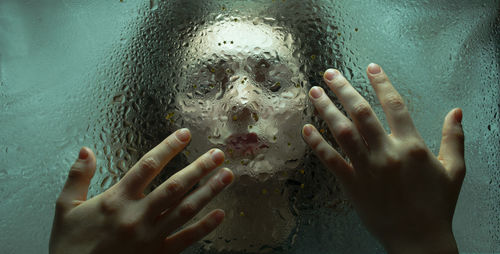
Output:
[{"xmin": 185, "ymin": 20, "xmax": 297, "ymax": 65}]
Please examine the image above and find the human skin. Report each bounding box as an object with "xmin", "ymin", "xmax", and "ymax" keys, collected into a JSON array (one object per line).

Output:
[
  {"xmin": 174, "ymin": 20, "xmax": 309, "ymax": 178},
  {"xmin": 303, "ymin": 63, "xmax": 464, "ymax": 254},
  {"xmin": 49, "ymin": 129, "xmax": 234, "ymax": 254}
]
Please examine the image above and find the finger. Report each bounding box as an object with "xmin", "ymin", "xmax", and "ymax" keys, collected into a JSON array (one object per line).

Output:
[
  {"xmin": 56, "ymin": 147, "xmax": 96, "ymax": 212},
  {"xmin": 366, "ymin": 63, "xmax": 418, "ymax": 138},
  {"xmin": 145, "ymin": 149, "xmax": 225, "ymax": 217},
  {"xmin": 157, "ymin": 168, "xmax": 234, "ymax": 238},
  {"xmin": 119, "ymin": 129, "xmax": 191, "ymax": 196},
  {"xmin": 438, "ymin": 108, "xmax": 466, "ymax": 179},
  {"xmin": 323, "ymin": 69, "xmax": 388, "ymax": 149},
  {"xmin": 302, "ymin": 124, "xmax": 354, "ymax": 183},
  {"xmin": 163, "ymin": 209, "xmax": 225, "ymax": 254},
  {"xmin": 308, "ymin": 86, "xmax": 369, "ymax": 166}
]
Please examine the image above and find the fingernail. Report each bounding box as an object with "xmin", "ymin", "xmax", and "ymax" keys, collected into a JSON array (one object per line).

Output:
[
  {"xmin": 310, "ymin": 87, "xmax": 323, "ymax": 99},
  {"xmin": 176, "ymin": 128, "xmax": 190, "ymax": 142},
  {"xmin": 218, "ymin": 168, "xmax": 234, "ymax": 185},
  {"xmin": 211, "ymin": 149, "xmax": 224, "ymax": 164},
  {"xmin": 303, "ymin": 125, "xmax": 313, "ymax": 137},
  {"xmin": 455, "ymin": 108, "xmax": 463, "ymax": 124},
  {"xmin": 368, "ymin": 63, "xmax": 381, "ymax": 74},
  {"xmin": 78, "ymin": 147, "xmax": 89, "ymax": 160},
  {"xmin": 324, "ymin": 69, "xmax": 338, "ymax": 81},
  {"xmin": 214, "ymin": 209, "xmax": 225, "ymax": 223}
]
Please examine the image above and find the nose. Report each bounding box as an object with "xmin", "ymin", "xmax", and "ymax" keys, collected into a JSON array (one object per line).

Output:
[{"xmin": 226, "ymin": 80, "xmax": 261, "ymax": 124}]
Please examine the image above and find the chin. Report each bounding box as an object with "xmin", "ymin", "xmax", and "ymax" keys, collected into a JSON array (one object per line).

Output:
[{"xmin": 223, "ymin": 152, "xmax": 303, "ymax": 181}]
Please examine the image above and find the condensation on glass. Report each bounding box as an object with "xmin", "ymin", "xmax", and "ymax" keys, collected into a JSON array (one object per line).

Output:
[
  {"xmin": 93, "ymin": 2, "xmax": 352, "ymax": 252},
  {"xmin": 0, "ymin": 0, "xmax": 498, "ymax": 253}
]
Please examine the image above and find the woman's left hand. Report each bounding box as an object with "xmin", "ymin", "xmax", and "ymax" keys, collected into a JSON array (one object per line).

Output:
[{"xmin": 302, "ymin": 64, "xmax": 464, "ymax": 253}]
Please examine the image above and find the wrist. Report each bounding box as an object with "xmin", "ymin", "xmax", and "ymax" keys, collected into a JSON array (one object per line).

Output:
[{"xmin": 382, "ymin": 228, "xmax": 458, "ymax": 254}]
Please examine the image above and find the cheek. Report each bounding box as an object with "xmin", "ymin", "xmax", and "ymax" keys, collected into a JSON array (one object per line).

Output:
[
  {"xmin": 265, "ymin": 94, "xmax": 307, "ymax": 125},
  {"xmin": 263, "ymin": 98, "xmax": 308, "ymax": 152},
  {"xmin": 176, "ymin": 99, "xmax": 219, "ymax": 124},
  {"xmin": 173, "ymin": 99, "xmax": 221, "ymax": 159}
]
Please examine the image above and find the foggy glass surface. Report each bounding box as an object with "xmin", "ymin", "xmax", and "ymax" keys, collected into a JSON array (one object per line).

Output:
[{"xmin": 0, "ymin": 0, "xmax": 499, "ymax": 253}]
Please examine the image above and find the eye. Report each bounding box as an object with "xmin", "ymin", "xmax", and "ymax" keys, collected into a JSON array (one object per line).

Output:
[
  {"xmin": 255, "ymin": 71, "xmax": 266, "ymax": 82},
  {"xmin": 254, "ymin": 59, "xmax": 270, "ymax": 82},
  {"xmin": 207, "ymin": 66, "xmax": 225, "ymax": 82},
  {"xmin": 256, "ymin": 59, "xmax": 270, "ymax": 69},
  {"xmin": 269, "ymin": 82, "xmax": 281, "ymax": 92}
]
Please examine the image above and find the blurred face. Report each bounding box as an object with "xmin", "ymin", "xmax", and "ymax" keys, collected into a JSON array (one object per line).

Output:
[{"xmin": 174, "ymin": 21, "xmax": 310, "ymax": 178}]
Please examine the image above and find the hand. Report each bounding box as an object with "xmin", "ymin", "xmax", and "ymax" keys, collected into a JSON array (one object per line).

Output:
[
  {"xmin": 302, "ymin": 64, "xmax": 465, "ymax": 254},
  {"xmin": 49, "ymin": 129, "xmax": 234, "ymax": 254}
]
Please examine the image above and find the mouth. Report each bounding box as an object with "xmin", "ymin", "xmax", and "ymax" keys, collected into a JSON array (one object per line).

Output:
[{"xmin": 225, "ymin": 132, "xmax": 269, "ymax": 157}]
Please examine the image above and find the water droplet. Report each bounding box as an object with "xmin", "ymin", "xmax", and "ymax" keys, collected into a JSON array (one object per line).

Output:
[{"xmin": 150, "ymin": 0, "xmax": 158, "ymax": 11}]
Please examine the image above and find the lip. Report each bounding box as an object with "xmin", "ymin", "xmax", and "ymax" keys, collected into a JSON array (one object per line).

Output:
[{"xmin": 225, "ymin": 132, "xmax": 269, "ymax": 157}]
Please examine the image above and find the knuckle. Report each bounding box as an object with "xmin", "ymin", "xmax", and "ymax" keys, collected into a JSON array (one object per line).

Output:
[
  {"xmin": 315, "ymin": 97, "xmax": 332, "ymax": 113},
  {"xmin": 442, "ymin": 127, "xmax": 464, "ymax": 143},
  {"xmin": 315, "ymin": 142, "xmax": 329, "ymax": 158},
  {"xmin": 373, "ymin": 75, "xmax": 389, "ymax": 85},
  {"xmin": 200, "ymin": 217, "xmax": 217, "ymax": 233},
  {"xmin": 323, "ymin": 104, "xmax": 336, "ymax": 116},
  {"xmin": 138, "ymin": 156, "xmax": 160, "ymax": 174},
  {"xmin": 352, "ymin": 102, "xmax": 372, "ymax": 120},
  {"xmin": 324, "ymin": 152, "xmax": 342, "ymax": 169},
  {"xmin": 67, "ymin": 164, "xmax": 88, "ymax": 181},
  {"xmin": 164, "ymin": 138, "xmax": 181, "ymax": 153},
  {"xmin": 208, "ymin": 177, "xmax": 222, "ymax": 195},
  {"xmin": 315, "ymin": 142, "xmax": 337, "ymax": 165},
  {"xmin": 441, "ymin": 130, "xmax": 450, "ymax": 141},
  {"xmin": 384, "ymin": 93, "xmax": 405, "ymax": 111},
  {"xmin": 198, "ymin": 155, "xmax": 215, "ymax": 173},
  {"xmin": 456, "ymin": 130, "xmax": 465, "ymax": 142},
  {"xmin": 406, "ymin": 141, "xmax": 428, "ymax": 159},
  {"xmin": 179, "ymin": 202, "xmax": 197, "ymax": 217},
  {"xmin": 382, "ymin": 152, "xmax": 402, "ymax": 169},
  {"xmin": 322, "ymin": 105, "xmax": 338, "ymax": 122},
  {"xmin": 99, "ymin": 197, "xmax": 120, "ymax": 215},
  {"xmin": 117, "ymin": 217, "xmax": 141, "ymax": 238},
  {"xmin": 332, "ymin": 78, "xmax": 349, "ymax": 90},
  {"xmin": 309, "ymin": 133, "xmax": 322, "ymax": 150},
  {"xmin": 165, "ymin": 178, "xmax": 184, "ymax": 196},
  {"xmin": 336, "ymin": 123, "xmax": 354, "ymax": 142}
]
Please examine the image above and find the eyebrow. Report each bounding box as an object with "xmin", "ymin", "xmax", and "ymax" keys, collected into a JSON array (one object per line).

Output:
[{"xmin": 198, "ymin": 54, "xmax": 281, "ymax": 66}]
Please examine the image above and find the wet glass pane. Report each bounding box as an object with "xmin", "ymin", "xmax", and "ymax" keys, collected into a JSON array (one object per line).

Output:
[{"xmin": 0, "ymin": 0, "xmax": 498, "ymax": 253}]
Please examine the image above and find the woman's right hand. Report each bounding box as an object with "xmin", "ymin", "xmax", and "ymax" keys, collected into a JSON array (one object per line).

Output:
[
  {"xmin": 302, "ymin": 63, "xmax": 465, "ymax": 254},
  {"xmin": 49, "ymin": 128, "xmax": 234, "ymax": 254}
]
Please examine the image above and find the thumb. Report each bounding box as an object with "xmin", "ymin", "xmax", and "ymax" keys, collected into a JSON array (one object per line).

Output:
[
  {"xmin": 56, "ymin": 147, "xmax": 97, "ymax": 212},
  {"xmin": 438, "ymin": 108, "xmax": 466, "ymax": 179}
]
